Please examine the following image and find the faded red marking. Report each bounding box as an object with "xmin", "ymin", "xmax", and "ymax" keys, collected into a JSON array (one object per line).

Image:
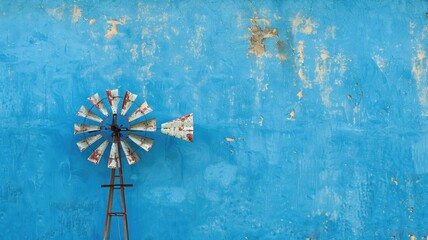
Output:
[
  {"xmin": 106, "ymin": 90, "xmax": 114, "ymax": 105},
  {"xmin": 187, "ymin": 133, "xmax": 193, "ymax": 142}
]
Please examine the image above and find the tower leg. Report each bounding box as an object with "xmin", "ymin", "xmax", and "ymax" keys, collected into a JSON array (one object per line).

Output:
[
  {"xmin": 103, "ymin": 168, "xmax": 116, "ymax": 240},
  {"xmin": 118, "ymin": 167, "xmax": 129, "ymax": 240}
]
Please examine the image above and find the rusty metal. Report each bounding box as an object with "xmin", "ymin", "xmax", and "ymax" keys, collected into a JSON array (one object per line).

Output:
[
  {"xmin": 128, "ymin": 133, "xmax": 154, "ymax": 152},
  {"xmin": 108, "ymin": 142, "xmax": 120, "ymax": 169},
  {"xmin": 88, "ymin": 93, "xmax": 109, "ymax": 117},
  {"xmin": 128, "ymin": 101, "xmax": 152, "ymax": 122},
  {"xmin": 77, "ymin": 105, "xmax": 104, "ymax": 123},
  {"xmin": 74, "ymin": 123, "xmax": 101, "ymax": 134},
  {"xmin": 129, "ymin": 118, "xmax": 156, "ymax": 132},
  {"xmin": 121, "ymin": 90, "xmax": 138, "ymax": 116},
  {"xmin": 76, "ymin": 134, "xmax": 102, "ymax": 152},
  {"xmin": 106, "ymin": 89, "xmax": 120, "ymax": 115},
  {"xmin": 88, "ymin": 140, "xmax": 109, "ymax": 165},
  {"xmin": 161, "ymin": 113, "xmax": 194, "ymax": 142},
  {"xmin": 103, "ymin": 113, "xmax": 130, "ymax": 240},
  {"xmin": 120, "ymin": 140, "xmax": 140, "ymax": 164}
]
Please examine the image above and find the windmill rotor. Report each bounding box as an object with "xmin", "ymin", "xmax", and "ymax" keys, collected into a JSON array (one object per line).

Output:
[{"xmin": 74, "ymin": 89, "xmax": 194, "ymax": 168}]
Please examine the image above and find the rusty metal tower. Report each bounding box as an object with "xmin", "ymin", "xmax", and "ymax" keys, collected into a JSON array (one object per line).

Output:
[{"xmin": 74, "ymin": 89, "xmax": 193, "ymax": 239}]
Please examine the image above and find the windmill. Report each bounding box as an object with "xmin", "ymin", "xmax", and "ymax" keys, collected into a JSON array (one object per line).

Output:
[{"xmin": 74, "ymin": 89, "xmax": 193, "ymax": 240}]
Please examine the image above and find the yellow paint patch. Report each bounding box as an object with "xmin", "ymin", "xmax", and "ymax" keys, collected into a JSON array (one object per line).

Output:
[
  {"xmin": 72, "ymin": 5, "xmax": 82, "ymax": 23},
  {"xmin": 105, "ymin": 18, "xmax": 127, "ymax": 39}
]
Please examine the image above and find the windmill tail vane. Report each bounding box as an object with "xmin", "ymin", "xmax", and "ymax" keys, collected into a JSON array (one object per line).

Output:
[{"xmin": 74, "ymin": 89, "xmax": 194, "ymax": 168}]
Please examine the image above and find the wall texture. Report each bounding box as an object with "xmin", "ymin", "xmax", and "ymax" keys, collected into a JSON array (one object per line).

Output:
[{"xmin": 0, "ymin": 1, "xmax": 428, "ymax": 239}]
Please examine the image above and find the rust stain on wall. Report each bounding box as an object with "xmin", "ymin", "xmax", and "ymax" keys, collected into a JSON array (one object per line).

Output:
[{"xmin": 248, "ymin": 17, "xmax": 278, "ymax": 57}]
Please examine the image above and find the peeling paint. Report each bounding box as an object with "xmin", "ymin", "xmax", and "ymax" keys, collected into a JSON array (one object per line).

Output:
[
  {"xmin": 72, "ymin": 5, "xmax": 82, "ymax": 23},
  {"xmin": 225, "ymin": 137, "xmax": 235, "ymax": 142},
  {"xmin": 259, "ymin": 116, "xmax": 264, "ymax": 126},
  {"xmin": 292, "ymin": 13, "xmax": 318, "ymax": 35},
  {"xmin": 297, "ymin": 90, "xmax": 303, "ymax": 100},
  {"xmin": 130, "ymin": 44, "xmax": 139, "ymax": 61},
  {"xmin": 45, "ymin": 3, "xmax": 65, "ymax": 21},
  {"xmin": 89, "ymin": 19, "xmax": 96, "ymax": 25},
  {"xmin": 105, "ymin": 18, "xmax": 127, "ymax": 39},
  {"xmin": 412, "ymin": 44, "xmax": 428, "ymax": 110},
  {"xmin": 248, "ymin": 17, "xmax": 278, "ymax": 57}
]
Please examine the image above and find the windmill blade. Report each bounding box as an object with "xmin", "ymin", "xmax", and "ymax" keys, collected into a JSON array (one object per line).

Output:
[
  {"xmin": 74, "ymin": 123, "xmax": 101, "ymax": 134},
  {"xmin": 88, "ymin": 140, "xmax": 109, "ymax": 165},
  {"xmin": 88, "ymin": 93, "xmax": 109, "ymax": 117},
  {"xmin": 128, "ymin": 101, "xmax": 152, "ymax": 122},
  {"xmin": 128, "ymin": 133, "xmax": 154, "ymax": 152},
  {"xmin": 121, "ymin": 90, "xmax": 138, "ymax": 116},
  {"xmin": 77, "ymin": 106, "xmax": 103, "ymax": 123},
  {"xmin": 76, "ymin": 134, "xmax": 102, "ymax": 152},
  {"xmin": 120, "ymin": 140, "xmax": 141, "ymax": 165},
  {"xmin": 129, "ymin": 118, "xmax": 156, "ymax": 132},
  {"xmin": 108, "ymin": 142, "xmax": 121, "ymax": 169},
  {"xmin": 161, "ymin": 113, "xmax": 194, "ymax": 142},
  {"xmin": 106, "ymin": 89, "xmax": 120, "ymax": 115}
]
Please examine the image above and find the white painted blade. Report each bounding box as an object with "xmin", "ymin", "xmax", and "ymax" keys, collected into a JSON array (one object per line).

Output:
[
  {"xmin": 77, "ymin": 106, "xmax": 103, "ymax": 123},
  {"xmin": 88, "ymin": 93, "xmax": 109, "ymax": 117},
  {"xmin": 120, "ymin": 90, "xmax": 138, "ymax": 116},
  {"xmin": 120, "ymin": 140, "xmax": 141, "ymax": 165},
  {"xmin": 74, "ymin": 123, "xmax": 101, "ymax": 134},
  {"xmin": 76, "ymin": 134, "xmax": 102, "ymax": 152},
  {"xmin": 128, "ymin": 134, "xmax": 154, "ymax": 152},
  {"xmin": 128, "ymin": 101, "xmax": 152, "ymax": 122},
  {"xmin": 108, "ymin": 142, "xmax": 121, "ymax": 169},
  {"xmin": 161, "ymin": 113, "xmax": 193, "ymax": 142},
  {"xmin": 106, "ymin": 89, "xmax": 120, "ymax": 115},
  {"xmin": 129, "ymin": 118, "xmax": 156, "ymax": 132},
  {"xmin": 88, "ymin": 140, "xmax": 109, "ymax": 165}
]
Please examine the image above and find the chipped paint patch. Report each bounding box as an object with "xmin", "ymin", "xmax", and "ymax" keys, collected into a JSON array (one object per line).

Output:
[
  {"xmin": 226, "ymin": 137, "xmax": 235, "ymax": 142},
  {"xmin": 130, "ymin": 44, "xmax": 139, "ymax": 61},
  {"xmin": 325, "ymin": 25, "xmax": 336, "ymax": 39},
  {"xmin": 89, "ymin": 19, "xmax": 96, "ymax": 25},
  {"xmin": 45, "ymin": 3, "xmax": 65, "ymax": 21},
  {"xmin": 297, "ymin": 90, "xmax": 303, "ymax": 100},
  {"xmin": 105, "ymin": 18, "xmax": 127, "ymax": 39},
  {"xmin": 292, "ymin": 13, "xmax": 318, "ymax": 35},
  {"xmin": 412, "ymin": 44, "xmax": 428, "ymax": 109},
  {"xmin": 315, "ymin": 48, "xmax": 331, "ymax": 87},
  {"xmin": 288, "ymin": 109, "xmax": 295, "ymax": 120},
  {"xmin": 72, "ymin": 5, "xmax": 82, "ymax": 23},
  {"xmin": 259, "ymin": 116, "xmax": 264, "ymax": 126},
  {"xmin": 187, "ymin": 26, "xmax": 205, "ymax": 58},
  {"xmin": 248, "ymin": 17, "xmax": 278, "ymax": 57}
]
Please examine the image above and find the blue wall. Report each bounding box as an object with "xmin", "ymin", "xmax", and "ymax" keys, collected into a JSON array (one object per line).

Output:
[{"xmin": 1, "ymin": 1, "xmax": 428, "ymax": 239}]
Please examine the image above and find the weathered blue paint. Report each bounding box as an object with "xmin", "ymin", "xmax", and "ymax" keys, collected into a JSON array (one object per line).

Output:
[{"xmin": 0, "ymin": 1, "xmax": 427, "ymax": 239}]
